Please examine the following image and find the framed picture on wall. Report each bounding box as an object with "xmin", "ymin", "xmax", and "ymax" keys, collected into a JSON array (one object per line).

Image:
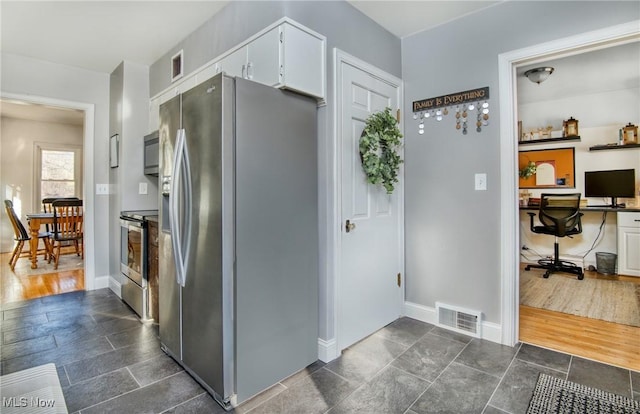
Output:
[
  {"xmin": 110, "ymin": 134, "xmax": 119, "ymax": 168},
  {"xmin": 518, "ymin": 147, "xmax": 575, "ymax": 189}
]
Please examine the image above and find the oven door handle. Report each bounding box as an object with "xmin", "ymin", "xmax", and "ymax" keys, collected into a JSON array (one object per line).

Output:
[
  {"xmin": 169, "ymin": 128, "xmax": 192, "ymax": 288},
  {"xmin": 120, "ymin": 219, "xmax": 143, "ymax": 229}
]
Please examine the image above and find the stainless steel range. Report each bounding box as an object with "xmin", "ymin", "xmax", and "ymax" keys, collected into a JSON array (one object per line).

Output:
[{"xmin": 120, "ymin": 210, "xmax": 158, "ymax": 321}]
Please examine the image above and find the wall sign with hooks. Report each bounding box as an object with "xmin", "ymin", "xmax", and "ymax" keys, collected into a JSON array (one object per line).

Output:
[{"xmin": 412, "ymin": 87, "xmax": 490, "ymax": 135}]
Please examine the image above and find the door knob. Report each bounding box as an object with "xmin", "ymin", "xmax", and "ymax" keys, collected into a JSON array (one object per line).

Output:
[{"xmin": 345, "ymin": 219, "xmax": 356, "ymax": 233}]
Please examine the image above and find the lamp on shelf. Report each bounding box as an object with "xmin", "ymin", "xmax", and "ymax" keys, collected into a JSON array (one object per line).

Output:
[
  {"xmin": 563, "ymin": 117, "xmax": 579, "ymax": 137},
  {"xmin": 524, "ymin": 67, "xmax": 554, "ymax": 84}
]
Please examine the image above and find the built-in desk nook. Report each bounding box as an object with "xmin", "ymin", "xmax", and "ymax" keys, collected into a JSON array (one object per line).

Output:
[{"xmin": 520, "ymin": 205, "xmax": 640, "ymax": 277}]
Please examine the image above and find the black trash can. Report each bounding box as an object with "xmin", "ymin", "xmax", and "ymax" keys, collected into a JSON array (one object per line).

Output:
[{"xmin": 595, "ymin": 252, "xmax": 617, "ymax": 275}]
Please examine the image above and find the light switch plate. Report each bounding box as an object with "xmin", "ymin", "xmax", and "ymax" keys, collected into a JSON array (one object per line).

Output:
[
  {"xmin": 139, "ymin": 182, "xmax": 148, "ymax": 195},
  {"xmin": 475, "ymin": 173, "xmax": 487, "ymax": 191},
  {"xmin": 96, "ymin": 184, "xmax": 109, "ymax": 195}
]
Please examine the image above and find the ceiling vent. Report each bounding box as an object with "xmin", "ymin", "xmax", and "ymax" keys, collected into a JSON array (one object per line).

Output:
[{"xmin": 436, "ymin": 302, "xmax": 482, "ymax": 338}]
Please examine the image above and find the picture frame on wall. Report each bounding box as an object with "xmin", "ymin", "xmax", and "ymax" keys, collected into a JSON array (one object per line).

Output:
[{"xmin": 110, "ymin": 134, "xmax": 119, "ymax": 168}]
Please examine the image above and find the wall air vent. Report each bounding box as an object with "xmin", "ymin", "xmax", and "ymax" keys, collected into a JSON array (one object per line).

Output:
[
  {"xmin": 435, "ymin": 302, "xmax": 482, "ymax": 338},
  {"xmin": 171, "ymin": 50, "xmax": 184, "ymax": 82}
]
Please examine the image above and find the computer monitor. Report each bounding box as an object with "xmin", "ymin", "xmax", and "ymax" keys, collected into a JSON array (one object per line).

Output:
[{"xmin": 584, "ymin": 169, "xmax": 636, "ymax": 208}]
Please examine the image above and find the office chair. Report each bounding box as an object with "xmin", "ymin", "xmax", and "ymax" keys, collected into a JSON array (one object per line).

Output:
[{"xmin": 524, "ymin": 193, "xmax": 584, "ymax": 280}]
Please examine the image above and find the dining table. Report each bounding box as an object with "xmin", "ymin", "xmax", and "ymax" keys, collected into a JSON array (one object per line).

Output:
[{"xmin": 25, "ymin": 212, "xmax": 54, "ymax": 269}]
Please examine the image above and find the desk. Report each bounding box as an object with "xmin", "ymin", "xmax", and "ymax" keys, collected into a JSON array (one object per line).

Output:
[
  {"xmin": 25, "ymin": 212, "xmax": 53, "ymax": 269},
  {"xmin": 520, "ymin": 206, "xmax": 640, "ymax": 276},
  {"xmin": 520, "ymin": 206, "xmax": 640, "ymax": 213}
]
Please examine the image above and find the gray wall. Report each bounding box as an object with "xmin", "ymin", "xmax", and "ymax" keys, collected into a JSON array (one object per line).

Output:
[
  {"xmin": 0, "ymin": 117, "xmax": 83, "ymax": 253},
  {"xmin": 402, "ymin": 1, "xmax": 640, "ymax": 324},
  {"xmin": 149, "ymin": 0, "xmax": 401, "ymax": 341},
  {"xmin": 109, "ymin": 61, "xmax": 158, "ymax": 284},
  {"xmin": 1, "ymin": 52, "xmax": 111, "ymax": 287},
  {"xmin": 149, "ymin": 1, "xmax": 400, "ymax": 95}
]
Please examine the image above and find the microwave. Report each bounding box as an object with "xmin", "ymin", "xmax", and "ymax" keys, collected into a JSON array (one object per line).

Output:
[{"xmin": 144, "ymin": 130, "xmax": 159, "ymax": 176}]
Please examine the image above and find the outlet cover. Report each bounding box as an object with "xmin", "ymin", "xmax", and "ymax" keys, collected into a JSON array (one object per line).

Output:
[{"xmin": 475, "ymin": 173, "xmax": 487, "ymax": 191}]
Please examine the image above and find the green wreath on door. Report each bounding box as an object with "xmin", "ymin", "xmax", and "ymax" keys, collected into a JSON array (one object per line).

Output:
[{"xmin": 359, "ymin": 107, "xmax": 404, "ymax": 194}]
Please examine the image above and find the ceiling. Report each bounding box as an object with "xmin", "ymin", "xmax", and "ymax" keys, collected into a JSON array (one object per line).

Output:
[
  {"xmin": 0, "ymin": 0, "xmax": 499, "ymax": 124},
  {"xmin": 517, "ymin": 41, "xmax": 640, "ymax": 105},
  {"xmin": 0, "ymin": 1, "xmax": 499, "ymax": 75},
  {"xmin": 1, "ymin": 1, "xmax": 637, "ymax": 124},
  {"xmin": 347, "ymin": 1, "xmax": 500, "ymax": 39},
  {"xmin": 0, "ymin": 1, "xmax": 230, "ymax": 74},
  {"xmin": 0, "ymin": 100, "xmax": 85, "ymax": 126}
]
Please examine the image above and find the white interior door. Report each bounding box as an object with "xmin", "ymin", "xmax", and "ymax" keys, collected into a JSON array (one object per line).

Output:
[{"xmin": 338, "ymin": 58, "xmax": 403, "ymax": 352}]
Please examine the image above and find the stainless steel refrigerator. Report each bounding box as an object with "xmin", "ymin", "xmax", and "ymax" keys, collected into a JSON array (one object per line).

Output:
[{"xmin": 158, "ymin": 74, "xmax": 318, "ymax": 409}]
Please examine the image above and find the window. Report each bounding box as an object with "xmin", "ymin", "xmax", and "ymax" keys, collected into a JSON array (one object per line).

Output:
[{"xmin": 35, "ymin": 144, "xmax": 82, "ymax": 208}]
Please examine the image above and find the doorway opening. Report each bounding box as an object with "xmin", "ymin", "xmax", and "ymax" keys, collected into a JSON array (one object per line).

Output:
[
  {"xmin": 1, "ymin": 96, "xmax": 93, "ymax": 303},
  {"xmin": 498, "ymin": 21, "xmax": 640, "ymax": 370}
]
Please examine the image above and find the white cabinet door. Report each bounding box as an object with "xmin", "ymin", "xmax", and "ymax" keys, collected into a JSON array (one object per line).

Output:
[
  {"xmin": 280, "ymin": 22, "xmax": 325, "ymax": 99},
  {"xmin": 219, "ymin": 46, "xmax": 248, "ymax": 78},
  {"xmin": 247, "ymin": 27, "xmax": 280, "ymax": 86},
  {"xmin": 617, "ymin": 212, "xmax": 640, "ymax": 276},
  {"xmin": 228, "ymin": 21, "xmax": 325, "ymax": 99}
]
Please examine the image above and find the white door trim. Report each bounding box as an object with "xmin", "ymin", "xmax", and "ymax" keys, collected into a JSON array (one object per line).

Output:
[
  {"xmin": 498, "ymin": 20, "xmax": 640, "ymax": 346},
  {"xmin": 1, "ymin": 92, "xmax": 97, "ymax": 290},
  {"xmin": 330, "ymin": 49, "xmax": 403, "ymax": 359}
]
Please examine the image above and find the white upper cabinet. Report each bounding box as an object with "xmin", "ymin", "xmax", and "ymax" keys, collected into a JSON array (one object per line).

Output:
[
  {"xmin": 149, "ymin": 18, "xmax": 327, "ymax": 132},
  {"xmin": 277, "ymin": 22, "xmax": 325, "ymax": 99},
  {"xmin": 218, "ymin": 20, "xmax": 326, "ymax": 99}
]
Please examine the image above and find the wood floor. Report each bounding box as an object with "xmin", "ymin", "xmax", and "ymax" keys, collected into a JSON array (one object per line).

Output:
[
  {"xmin": 0, "ymin": 252, "xmax": 84, "ymax": 304},
  {"xmin": 520, "ymin": 305, "xmax": 640, "ymax": 372},
  {"xmin": 519, "ymin": 268, "xmax": 640, "ymax": 372}
]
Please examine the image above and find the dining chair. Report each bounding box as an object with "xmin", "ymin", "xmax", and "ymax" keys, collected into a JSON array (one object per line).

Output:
[
  {"xmin": 42, "ymin": 197, "xmax": 79, "ymax": 233},
  {"xmin": 48, "ymin": 199, "xmax": 83, "ymax": 269},
  {"xmin": 4, "ymin": 200, "xmax": 51, "ymax": 270}
]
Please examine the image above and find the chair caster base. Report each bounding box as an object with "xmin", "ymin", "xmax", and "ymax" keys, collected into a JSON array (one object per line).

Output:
[{"xmin": 524, "ymin": 260, "xmax": 584, "ymax": 281}]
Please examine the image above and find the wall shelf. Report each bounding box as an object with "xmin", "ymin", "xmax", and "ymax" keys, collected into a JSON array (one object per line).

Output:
[
  {"xmin": 589, "ymin": 143, "xmax": 640, "ymax": 151},
  {"xmin": 518, "ymin": 136, "xmax": 580, "ymax": 146}
]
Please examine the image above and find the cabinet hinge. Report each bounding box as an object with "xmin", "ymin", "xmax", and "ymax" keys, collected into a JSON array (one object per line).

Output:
[{"xmin": 397, "ymin": 273, "xmax": 401, "ymax": 287}]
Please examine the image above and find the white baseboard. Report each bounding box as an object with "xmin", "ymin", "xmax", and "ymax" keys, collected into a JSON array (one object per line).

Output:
[
  {"xmin": 403, "ymin": 301, "xmax": 502, "ymax": 345},
  {"xmin": 108, "ymin": 276, "xmax": 122, "ymax": 298},
  {"xmin": 404, "ymin": 300, "xmax": 437, "ymax": 324},
  {"xmin": 317, "ymin": 337, "xmax": 338, "ymax": 363},
  {"xmin": 91, "ymin": 275, "xmax": 110, "ymax": 290}
]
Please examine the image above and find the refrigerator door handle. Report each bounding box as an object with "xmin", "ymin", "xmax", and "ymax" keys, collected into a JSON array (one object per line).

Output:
[
  {"xmin": 169, "ymin": 129, "xmax": 186, "ymax": 286},
  {"xmin": 180, "ymin": 128, "xmax": 193, "ymax": 287}
]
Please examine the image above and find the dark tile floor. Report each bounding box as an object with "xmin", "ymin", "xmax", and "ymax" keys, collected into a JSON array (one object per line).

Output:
[{"xmin": 1, "ymin": 288, "xmax": 639, "ymax": 413}]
